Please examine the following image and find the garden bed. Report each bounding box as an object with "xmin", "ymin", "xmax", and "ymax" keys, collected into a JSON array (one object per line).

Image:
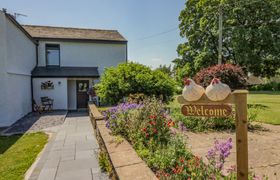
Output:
[
  {"xmin": 98, "ymin": 99, "xmax": 242, "ymax": 179},
  {"xmin": 89, "ymin": 104, "xmax": 156, "ymax": 180}
]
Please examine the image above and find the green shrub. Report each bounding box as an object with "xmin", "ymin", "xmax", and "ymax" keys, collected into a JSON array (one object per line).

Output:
[
  {"xmin": 249, "ymin": 82, "xmax": 280, "ymax": 91},
  {"xmin": 193, "ymin": 64, "xmax": 247, "ymax": 89},
  {"xmin": 96, "ymin": 62, "xmax": 176, "ymax": 104}
]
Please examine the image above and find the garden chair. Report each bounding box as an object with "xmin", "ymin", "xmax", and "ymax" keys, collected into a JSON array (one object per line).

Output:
[
  {"xmin": 40, "ymin": 96, "xmax": 54, "ymax": 111},
  {"xmin": 32, "ymin": 100, "xmax": 46, "ymax": 114}
]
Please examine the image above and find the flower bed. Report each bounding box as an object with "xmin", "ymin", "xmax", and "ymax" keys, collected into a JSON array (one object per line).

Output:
[{"xmin": 103, "ymin": 99, "xmax": 239, "ymax": 179}]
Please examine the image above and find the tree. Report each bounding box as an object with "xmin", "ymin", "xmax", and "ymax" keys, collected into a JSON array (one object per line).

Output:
[
  {"xmin": 96, "ymin": 62, "xmax": 176, "ymax": 104},
  {"xmin": 174, "ymin": 0, "xmax": 280, "ymax": 78},
  {"xmin": 155, "ymin": 64, "xmax": 172, "ymax": 76}
]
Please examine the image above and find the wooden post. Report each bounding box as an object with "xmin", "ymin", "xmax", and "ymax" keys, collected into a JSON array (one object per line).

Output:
[{"xmin": 234, "ymin": 90, "xmax": 248, "ymax": 180}]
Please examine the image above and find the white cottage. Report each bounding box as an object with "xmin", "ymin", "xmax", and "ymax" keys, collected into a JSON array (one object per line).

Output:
[{"xmin": 0, "ymin": 10, "xmax": 127, "ymax": 127}]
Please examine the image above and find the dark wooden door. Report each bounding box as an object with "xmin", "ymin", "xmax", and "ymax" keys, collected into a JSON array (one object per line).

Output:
[{"xmin": 76, "ymin": 80, "xmax": 89, "ymax": 109}]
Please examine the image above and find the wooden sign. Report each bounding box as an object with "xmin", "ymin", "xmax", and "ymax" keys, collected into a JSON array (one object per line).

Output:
[
  {"xmin": 177, "ymin": 90, "xmax": 249, "ymax": 180},
  {"xmin": 181, "ymin": 104, "xmax": 232, "ymax": 117}
]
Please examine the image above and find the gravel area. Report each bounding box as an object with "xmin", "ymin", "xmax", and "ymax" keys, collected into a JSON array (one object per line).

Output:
[
  {"xmin": 2, "ymin": 111, "xmax": 67, "ymax": 135},
  {"xmin": 183, "ymin": 123, "xmax": 280, "ymax": 179}
]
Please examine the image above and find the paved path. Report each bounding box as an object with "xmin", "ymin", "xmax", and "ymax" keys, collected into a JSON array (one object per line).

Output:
[
  {"xmin": 28, "ymin": 112, "xmax": 108, "ymax": 180},
  {"xmin": 183, "ymin": 123, "xmax": 280, "ymax": 179}
]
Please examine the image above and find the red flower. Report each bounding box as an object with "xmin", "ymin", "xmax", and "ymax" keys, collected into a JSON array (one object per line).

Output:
[
  {"xmin": 180, "ymin": 158, "xmax": 184, "ymax": 163},
  {"xmin": 153, "ymin": 128, "xmax": 157, "ymax": 134},
  {"xmin": 142, "ymin": 127, "xmax": 147, "ymax": 132},
  {"xmin": 149, "ymin": 115, "xmax": 156, "ymax": 119},
  {"xmin": 164, "ymin": 173, "xmax": 169, "ymax": 177},
  {"xmin": 145, "ymin": 133, "xmax": 149, "ymax": 138},
  {"xmin": 167, "ymin": 120, "xmax": 175, "ymax": 127}
]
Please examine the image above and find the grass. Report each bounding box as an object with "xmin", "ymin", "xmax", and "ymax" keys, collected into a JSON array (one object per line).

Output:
[
  {"xmin": 248, "ymin": 91, "xmax": 280, "ymax": 125},
  {"xmin": 0, "ymin": 132, "xmax": 48, "ymax": 180}
]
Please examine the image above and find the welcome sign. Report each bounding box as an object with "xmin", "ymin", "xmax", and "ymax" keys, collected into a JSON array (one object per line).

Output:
[
  {"xmin": 178, "ymin": 89, "xmax": 249, "ymax": 180},
  {"xmin": 181, "ymin": 104, "xmax": 232, "ymax": 117}
]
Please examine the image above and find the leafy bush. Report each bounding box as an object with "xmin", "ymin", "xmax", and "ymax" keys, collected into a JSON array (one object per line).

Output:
[
  {"xmin": 193, "ymin": 64, "xmax": 247, "ymax": 89},
  {"xmin": 96, "ymin": 62, "xmax": 176, "ymax": 104},
  {"xmin": 249, "ymin": 82, "xmax": 280, "ymax": 91},
  {"xmin": 103, "ymin": 98, "xmax": 237, "ymax": 179}
]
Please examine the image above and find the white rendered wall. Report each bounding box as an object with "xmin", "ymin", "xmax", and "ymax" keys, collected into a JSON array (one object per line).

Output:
[
  {"xmin": 37, "ymin": 41, "xmax": 126, "ymax": 74},
  {"xmin": 0, "ymin": 12, "xmax": 36, "ymax": 127},
  {"xmin": 33, "ymin": 78, "xmax": 68, "ymax": 110},
  {"xmin": 0, "ymin": 12, "xmax": 8, "ymax": 127}
]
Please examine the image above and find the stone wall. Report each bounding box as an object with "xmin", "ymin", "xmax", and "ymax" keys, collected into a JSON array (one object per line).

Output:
[{"xmin": 89, "ymin": 104, "xmax": 157, "ymax": 180}]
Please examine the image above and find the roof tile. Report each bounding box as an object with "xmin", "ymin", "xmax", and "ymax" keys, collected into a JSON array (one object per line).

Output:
[{"xmin": 22, "ymin": 25, "xmax": 127, "ymax": 42}]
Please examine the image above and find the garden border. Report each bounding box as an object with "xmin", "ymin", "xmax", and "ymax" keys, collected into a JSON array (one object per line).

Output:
[{"xmin": 89, "ymin": 104, "xmax": 157, "ymax": 180}]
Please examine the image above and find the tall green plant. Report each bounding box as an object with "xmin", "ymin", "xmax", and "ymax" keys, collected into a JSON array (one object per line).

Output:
[{"xmin": 96, "ymin": 62, "xmax": 176, "ymax": 104}]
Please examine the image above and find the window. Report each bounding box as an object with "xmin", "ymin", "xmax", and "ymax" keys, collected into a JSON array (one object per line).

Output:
[{"xmin": 46, "ymin": 44, "xmax": 60, "ymax": 66}]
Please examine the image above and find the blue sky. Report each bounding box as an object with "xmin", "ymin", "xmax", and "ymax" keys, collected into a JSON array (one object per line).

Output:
[{"xmin": 0, "ymin": 0, "xmax": 185, "ymax": 68}]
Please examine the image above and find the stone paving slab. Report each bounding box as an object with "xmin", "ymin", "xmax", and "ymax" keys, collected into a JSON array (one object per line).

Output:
[
  {"xmin": 183, "ymin": 123, "xmax": 280, "ymax": 179},
  {"xmin": 28, "ymin": 112, "xmax": 108, "ymax": 180}
]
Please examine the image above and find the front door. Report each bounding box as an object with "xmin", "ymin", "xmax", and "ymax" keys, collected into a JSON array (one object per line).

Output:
[{"xmin": 76, "ymin": 80, "xmax": 89, "ymax": 109}]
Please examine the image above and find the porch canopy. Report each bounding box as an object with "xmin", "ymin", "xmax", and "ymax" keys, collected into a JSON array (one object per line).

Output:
[{"xmin": 31, "ymin": 66, "xmax": 99, "ymax": 78}]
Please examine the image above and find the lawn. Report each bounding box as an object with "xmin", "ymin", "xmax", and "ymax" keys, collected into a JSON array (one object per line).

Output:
[
  {"xmin": 0, "ymin": 132, "xmax": 48, "ymax": 180},
  {"xmin": 248, "ymin": 91, "xmax": 280, "ymax": 125}
]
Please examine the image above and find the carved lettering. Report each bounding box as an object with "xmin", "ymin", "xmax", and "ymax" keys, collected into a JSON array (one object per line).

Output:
[{"xmin": 181, "ymin": 104, "xmax": 232, "ymax": 117}]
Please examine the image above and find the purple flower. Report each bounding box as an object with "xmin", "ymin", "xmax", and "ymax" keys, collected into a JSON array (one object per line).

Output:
[
  {"xmin": 104, "ymin": 103, "xmax": 142, "ymax": 129},
  {"xmin": 105, "ymin": 120, "xmax": 110, "ymax": 129},
  {"xmin": 206, "ymin": 138, "xmax": 233, "ymax": 171},
  {"xmin": 178, "ymin": 121, "xmax": 187, "ymax": 132}
]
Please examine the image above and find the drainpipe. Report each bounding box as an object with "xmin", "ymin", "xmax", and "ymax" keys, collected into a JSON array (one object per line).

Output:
[{"xmin": 31, "ymin": 42, "xmax": 39, "ymax": 111}]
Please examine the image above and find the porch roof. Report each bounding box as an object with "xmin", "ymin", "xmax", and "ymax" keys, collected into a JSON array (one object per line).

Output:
[{"xmin": 32, "ymin": 66, "xmax": 99, "ymax": 78}]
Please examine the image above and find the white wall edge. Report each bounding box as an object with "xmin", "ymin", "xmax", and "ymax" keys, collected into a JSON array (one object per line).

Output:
[{"xmin": 6, "ymin": 71, "xmax": 31, "ymax": 76}]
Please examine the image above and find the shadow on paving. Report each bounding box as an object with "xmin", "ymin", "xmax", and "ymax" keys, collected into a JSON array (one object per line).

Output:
[
  {"xmin": 67, "ymin": 111, "xmax": 88, "ymax": 117},
  {"xmin": 1, "ymin": 111, "xmax": 67, "ymax": 135}
]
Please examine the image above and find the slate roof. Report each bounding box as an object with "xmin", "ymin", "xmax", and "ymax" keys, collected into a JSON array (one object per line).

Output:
[
  {"xmin": 32, "ymin": 67, "xmax": 99, "ymax": 78},
  {"xmin": 22, "ymin": 25, "xmax": 127, "ymax": 42}
]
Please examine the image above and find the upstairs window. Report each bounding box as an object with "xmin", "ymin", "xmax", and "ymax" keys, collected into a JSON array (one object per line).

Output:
[{"xmin": 46, "ymin": 44, "xmax": 60, "ymax": 66}]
